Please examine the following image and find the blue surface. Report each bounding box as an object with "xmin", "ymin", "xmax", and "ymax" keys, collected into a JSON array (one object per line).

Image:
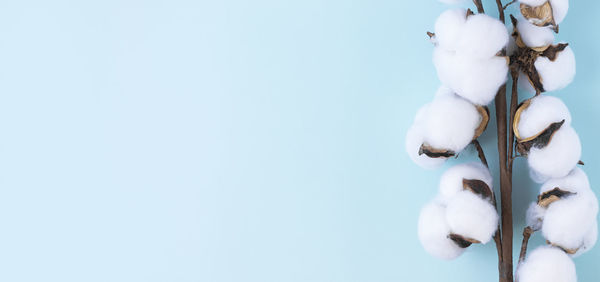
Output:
[{"xmin": 0, "ymin": 0, "xmax": 598, "ymax": 281}]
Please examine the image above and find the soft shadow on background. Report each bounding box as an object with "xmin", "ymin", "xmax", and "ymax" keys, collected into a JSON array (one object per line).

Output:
[{"xmin": 0, "ymin": 1, "xmax": 598, "ymax": 281}]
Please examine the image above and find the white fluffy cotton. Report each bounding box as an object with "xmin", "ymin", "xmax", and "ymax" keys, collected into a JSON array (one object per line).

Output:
[
  {"xmin": 543, "ymin": 195, "xmax": 598, "ymax": 253},
  {"xmin": 577, "ymin": 223, "xmax": 598, "ymax": 257},
  {"xmin": 434, "ymin": 49, "xmax": 508, "ymax": 105},
  {"xmin": 519, "ymin": 0, "xmax": 569, "ymax": 25},
  {"xmin": 516, "ymin": 95, "xmax": 571, "ymax": 140},
  {"xmin": 438, "ymin": 162, "xmax": 493, "ymax": 202},
  {"xmin": 434, "ymin": 9, "xmax": 467, "ymax": 52},
  {"xmin": 421, "ymin": 94, "xmax": 482, "ymax": 152},
  {"xmin": 526, "ymin": 202, "xmax": 546, "ymax": 231},
  {"xmin": 540, "ymin": 167, "xmax": 591, "ymax": 196},
  {"xmin": 550, "ymin": 0, "xmax": 569, "ymax": 25},
  {"xmin": 535, "ymin": 45, "xmax": 576, "ymax": 92},
  {"xmin": 540, "ymin": 168, "xmax": 599, "ymax": 254},
  {"xmin": 418, "ymin": 200, "xmax": 466, "ymax": 260},
  {"xmin": 456, "ymin": 14, "xmax": 509, "ymax": 59},
  {"xmin": 528, "ymin": 126, "xmax": 581, "ymax": 180},
  {"xmin": 445, "ymin": 190, "xmax": 498, "ymax": 244},
  {"xmin": 433, "ymin": 10, "xmax": 509, "ymax": 105},
  {"xmin": 516, "ymin": 245, "xmax": 577, "ymax": 282},
  {"xmin": 517, "ymin": 17, "xmax": 555, "ymax": 48}
]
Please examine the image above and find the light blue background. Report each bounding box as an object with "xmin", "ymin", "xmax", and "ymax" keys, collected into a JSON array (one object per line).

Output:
[{"xmin": 0, "ymin": 0, "xmax": 597, "ymax": 281}]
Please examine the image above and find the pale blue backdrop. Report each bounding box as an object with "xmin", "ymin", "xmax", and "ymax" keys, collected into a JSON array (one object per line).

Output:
[{"xmin": 0, "ymin": 0, "xmax": 597, "ymax": 281}]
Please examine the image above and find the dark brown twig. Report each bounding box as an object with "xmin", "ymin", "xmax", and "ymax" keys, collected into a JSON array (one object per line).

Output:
[
  {"xmin": 473, "ymin": 0, "xmax": 485, "ymax": 14},
  {"xmin": 503, "ymin": 0, "xmax": 517, "ymax": 10},
  {"xmin": 519, "ymin": 227, "xmax": 534, "ymax": 263},
  {"xmin": 495, "ymin": 83, "xmax": 513, "ymax": 282},
  {"xmin": 472, "ymin": 140, "xmax": 489, "ymax": 168},
  {"xmin": 496, "ymin": 0, "xmax": 506, "ymax": 23}
]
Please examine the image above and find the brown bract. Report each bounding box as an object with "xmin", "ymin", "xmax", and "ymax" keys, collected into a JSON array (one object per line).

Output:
[
  {"xmin": 509, "ymin": 15, "xmax": 568, "ymax": 93},
  {"xmin": 537, "ymin": 187, "xmax": 576, "ymax": 207},
  {"xmin": 516, "ymin": 120, "xmax": 564, "ymax": 156},
  {"xmin": 418, "ymin": 143, "xmax": 456, "ymax": 158},
  {"xmin": 520, "ymin": 1, "xmax": 557, "ymax": 31},
  {"xmin": 463, "ymin": 178, "xmax": 493, "ymax": 201},
  {"xmin": 448, "ymin": 233, "xmax": 481, "ymax": 248},
  {"xmin": 474, "ymin": 106, "xmax": 490, "ymax": 139}
]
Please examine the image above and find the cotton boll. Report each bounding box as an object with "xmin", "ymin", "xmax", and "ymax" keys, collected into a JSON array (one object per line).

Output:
[
  {"xmin": 528, "ymin": 126, "xmax": 581, "ymax": 180},
  {"xmin": 516, "ymin": 95, "xmax": 571, "ymax": 140},
  {"xmin": 526, "ymin": 202, "xmax": 545, "ymax": 230},
  {"xmin": 434, "ymin": 48, "xmax": 508, "ymax": 105},
  {"xmin": 543, "ymin": 194, "xmax": 598, "ymax": 251},
  {"xmin": 421, "ymin": 95, "xmax": 481, "ymax": 152},
  {"xmin": 434, "ymin": 9, "xmax": 467, "ymax": 51},
  {"xmin": 438, "ymin": 162, "xmax": 493, "ymax": 202},
  {"xmin": 406, "ymin": 124, "xmax": 446, "ymax": 169},
  {"xmin": 445, "ymin": 190, "xmax": 498, "ymax": 243},
  {"xmin": 457, "ymin": 14, "xmax": 509, "ymax": 59},
  {"xmin": 418, "ymin": 200, "xmax": 465, "ymax": 260},
  {"xmin": 540, "ymin": 167, "xmax": 591, "ymax": 196},
  {"xmin": 506, "ymin": 34, "xmax": 518, "ymax": 57},
  {"xmin": 517, "ymin": 17, "xmax": 554, "ymax": 48},
  {"xmin": 535, "ymin": 45, "xmax": 576, "ymax": 92},
  {"xmin": 519, "ymin": 0, "xmax": 547, "ymax": 6},
  {"xmin": 550, "ymin": 0, "xmax": 569, "ymax": 24},
  {"xmin": 516, "ymin": 246, "xmax": 577, "ymax": 282}
]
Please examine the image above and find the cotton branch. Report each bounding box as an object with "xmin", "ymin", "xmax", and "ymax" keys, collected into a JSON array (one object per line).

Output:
[
  {"xmin": 473, "ymin": 0, "xmax": 485, "ymax": 14},
  {"xmin": 519, "ymin": 227, "xmax": 534, "ymax": 263}
]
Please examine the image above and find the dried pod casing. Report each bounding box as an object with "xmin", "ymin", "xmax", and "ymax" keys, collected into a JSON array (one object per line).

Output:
[
  {"xmin": 537, "ymin": 187, "xmax": 576, "ymax": 208},
  {"xmin": 520, "ymin": 2, "xmax": 557, "ymax": 29},
  {"xmin": 473, "ymin": 105, "xmax": 490, "ymax": 140}
]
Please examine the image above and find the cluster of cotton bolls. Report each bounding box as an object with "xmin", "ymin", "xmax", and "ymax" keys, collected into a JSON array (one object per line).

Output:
[
  {"xmin": 418, "ymin": 163, "xmax": 498, "ymax": 260},
  {"xmin": 432, "ymin": 9, "xmax": 509, "ymax": 105},
  {"xmin": 526, "ymin": 168, "xmax": 598, "ymax": 256},
  {"xmin": 512, "ymin": 2, "xmax": 575, "ymax": 93},
  {"xmin": 513, "ymin": 95, "xmax": 581, "ymax": 183},
  {"xmin": 406, "ymin": 87, "xmax": 488, "ymax": 169}
]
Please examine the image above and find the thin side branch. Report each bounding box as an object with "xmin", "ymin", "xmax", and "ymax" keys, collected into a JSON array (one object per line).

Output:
[
  {"xmin": 473, "ymin": 0, "xmax": 485, "ymax": 14},
  {"xmin": 472, "ymin": 140, "xmax": 489, "ymax": 167},
  {"xmin": 496, "ymin": 0, "xmax": 506, "ymax": 24},
  {"xmin": 519, "ymin": 227, "xmax": 534, "ymax": 263},
  {"xmin": 503, "ymin": 0, "xmax": 517, "ymax": 10}
]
